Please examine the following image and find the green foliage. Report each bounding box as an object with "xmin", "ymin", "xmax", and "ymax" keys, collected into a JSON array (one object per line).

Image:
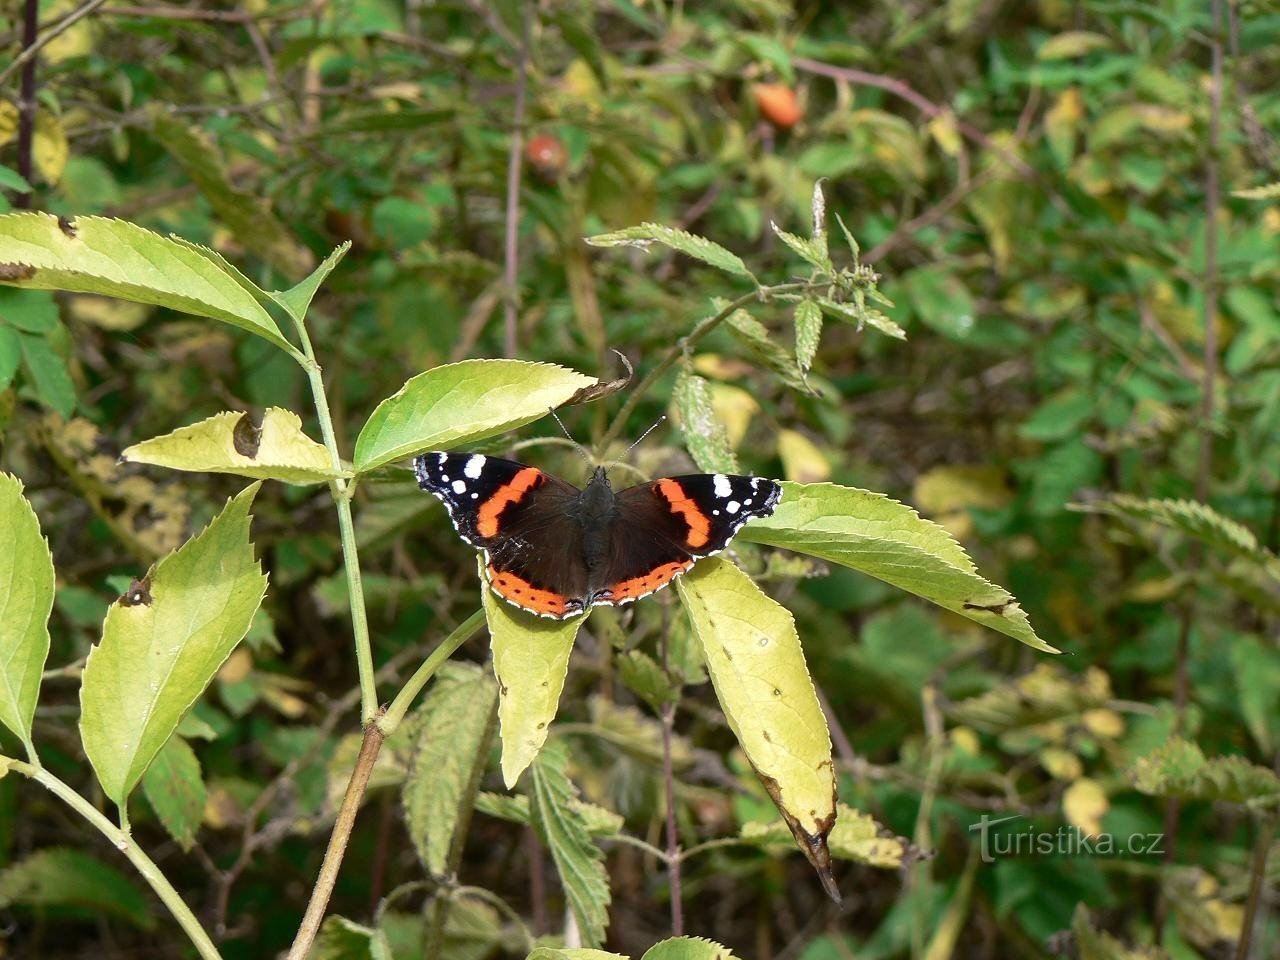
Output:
[
  {"xmin": 1132, "ymin": 738, "xmax": 1280, "ymax": 813},
  {"xmin": 0, "ymin": 848, "xmax": 155, "ymax": 931},
  {"xmin": 0, "ymin": 473, "xmax": 53, "ymax": 754}
]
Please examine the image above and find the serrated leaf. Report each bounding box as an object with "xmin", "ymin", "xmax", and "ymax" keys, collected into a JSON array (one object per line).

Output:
[
  {"xmin": 676, "ymin": 558, "xmax": 837, "ymax": 893},
  {"xmin": 530, "ymin": 741, "xmax": 611, "ymax": 947},
  {"xmin": 723, "ymin": 307, "xmax": 808, "ymax": 389},
  {"xmin": 794, "ymin": 300, "xmax": 823, "ymax": 373},
  {"xmin": 1070, "ymin": 904, "xmax": 1160, "ymax": 960},
  {"xmin": 121, "ymin": 407, "xmax": 341, "ymax": 485},
  {"xmin": 741, "ymin": 803, "xmax": 915, "ymax": 868},
  {"xmin": 739, "ymin": 482, "xmax": 1055, "ymax": 652},
  {"xmin": 817, "ymin": 297, "xmax": 906, "ymax": 340},
  {"xmin": 312, "ymin": 915, "xmax": 388, "ymax": 960},
  {"xmin": 672, "ymin": 370, "xmax": 737, "ymax": 473},
  {"xmin": 0, "ymin": 848, "xmax": 154, "ymax": 930},
  {"xmin": 770, "ymin": 222, "xmax": 832, "ymax": 273},
  {"xmin": 642, "ymin": 938, "xmax": 742, "ymax": 960},
  {"xmin": 529, "ymin": 949, "xmax": 626, "ymax": 960},
  {"xmin": 80, "ymin": 483, "xmax": 268, "ymax": 814},
  {"xmin": 403, "ymin": 662, "xmax": 498, "ymax": 875},
  {"xmin": 484, "ymin": 567, "xmax": 586, "ymax": 787},
  {"xmin": 0, "ymin": 213, "xmax": 291, "ymax": 351},
  {"xmin": 19, "ymin": 333, "xmax": 75, "ymax": 416},
  {"xmin": 141, "ymin": 734, "xmax": 206, "ymax": 851},
  {"xmin": 269, "ymin": 242, "xmax": 351, "ymax": 322},
  {"xmin": 616, "ymin": 648, "xmax": 678, "ymax": 711},
  {"xmin": 355, "ymin": 359, "xmax": 596, "ymax": 473},
  {"xmin": 1131, "ymin": 738, "xmax": 1280, "ymax": 812},
  {"xmin": 149, "ymin": 109, "xmax": 313, "ymax": 277},
  {"xmin": 0, "ymin": 473, "xmax": 54, "ymax": 752},
  {"xmin": 585, "ymin": 223, "xmax": 753, "ymax": 279}
]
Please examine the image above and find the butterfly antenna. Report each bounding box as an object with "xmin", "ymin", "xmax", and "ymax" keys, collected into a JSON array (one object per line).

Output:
[
  {"xmin": 548, "ymin": 407, "xmax": 594, "ymax": 467},
  {"xmin": 599, "ymin": 415, "xmax": 667, "ymax": 471}
]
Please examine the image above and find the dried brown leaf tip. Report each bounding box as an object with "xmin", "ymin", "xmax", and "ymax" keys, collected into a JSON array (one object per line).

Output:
[
  {"xmin": 566, "ymin": 349, "xmax": 633, "ymax": 405},
  {"xmin": 119, "ymin": 576, "xmax": 153, "ymax": 607},
  {"xmin": 758, "ymin": 770, "xmax": 841, "ymax": 903},
  {"xmin": 233, "ymin": 411, "xmax": 263, "ymax": 458},
  {"xmin": 0, "ymin": 263, "xmax": 36, "ymax": 281}
]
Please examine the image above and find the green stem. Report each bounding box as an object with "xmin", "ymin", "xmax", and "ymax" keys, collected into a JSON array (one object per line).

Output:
[
  {"xmin": 10, "ymin": 760, "xmax": 222, "ymax": 960},
  {"xmin": 291, "ymin": 318, "xmax": 378, "ymax": 723},
  {"xmin": 377, "ymin": 609, "xmax": 487, "ymax": 736},
  {"xmin": 594, "ymin": 281, "xmax": 810, "ymax": 454}
]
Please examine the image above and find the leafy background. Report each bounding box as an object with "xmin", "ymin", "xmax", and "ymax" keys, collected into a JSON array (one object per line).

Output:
[{"xmin": 1, "ymin": 1, "xmax": 1279, "ymax": 959}]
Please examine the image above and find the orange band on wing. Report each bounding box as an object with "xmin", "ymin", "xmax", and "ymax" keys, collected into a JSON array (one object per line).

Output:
[
  {"xmin": 476, "ymin": 467, "xmax": 542, "ymax": 538},
  {"xmin": 488, "ymin": 564, "xmax": 575, "ymax": 617},
  {"xmin": 604, "ymin": 559, "xmax": 694, "ymax": 602},
  {"xmin": 655, "ymin": 479, "xmax": 711, "ymax": 548}
]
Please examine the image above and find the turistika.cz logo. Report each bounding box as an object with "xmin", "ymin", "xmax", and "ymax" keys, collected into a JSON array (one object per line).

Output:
[{"xmin": 969, "ymin": 814, "xmax": 1165, "ymax": 864}]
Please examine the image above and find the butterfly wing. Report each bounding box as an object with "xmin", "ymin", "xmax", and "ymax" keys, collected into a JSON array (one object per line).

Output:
[
  {"xmin": 414, "ymin": 452, "xmax": 591, "ymax": 618},
  {"xmin": 594, "ymin": 474, "xmax": 782, "ymax": 606}
]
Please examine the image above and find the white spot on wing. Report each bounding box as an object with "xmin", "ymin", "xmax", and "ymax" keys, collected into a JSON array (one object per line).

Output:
[
  {"xmin": 464, "ymin": 454, "xmax": 486, "ymax": 479},
  {"xmin": 726, "ymin": 500, "xmax": 741, "ymax": 514},
  {"xmin": 713, "ymin": 474, "xmax": 732, "ymax": 498},
  {"xmin": 451, "ymin": 479, "xmax": 467, "ymax": 494}
]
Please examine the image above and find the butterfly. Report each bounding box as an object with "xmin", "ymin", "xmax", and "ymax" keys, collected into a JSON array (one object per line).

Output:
[{"xmin": 414, "ymin": 452, "xmax": 782, "ymax": 619}]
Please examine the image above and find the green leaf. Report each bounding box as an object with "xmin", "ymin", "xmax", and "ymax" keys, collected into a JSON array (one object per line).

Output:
[
  {"xmin": 0, "ymin": 324, "xmax": 18, "ymax": 388},
  {"xmin": 403, "ymin": 662, "xmax": 498, "ymax": 876},
  {"xmin": 0, "ymin": 212, "xmax": 292, "ymax": 352},
  {"xmin": 148, "ymin": 109, "xmax": 314, "ymax": 278},
  {"xmin": 19, "ymin": 333, "xmax": 75, "ymax": 417},
  {"xmin": 0, "ymin": 164, "xmax": 32, "ymax": 194},
  {"xmin": 312, "ymin": 915, "xmax": 389, "ymax": 960},
  {"xmin": 616, "ymin": 648, "xmax": 679, "ymax": 711},
  {"xmin": 739, "ymin": 33, "xmax": 795, "ymax": 82},
  {"xmin": 816, "ymin": 297, "xmax": 906, "ymax": 340},
  {"xmin": 770, "ymin": 222, "xmax": 832, "ymax": 273},
  {"xmin": 903, "ymin": 266, "xmax": 977, "ymax": 340},
  {"xmin": 585, "ymin": 223, "xmax": 754, "ymax": 280},
  {"xmin": 141, "ymin": 734, "xmax": 206, "ymax": 852},
  {"xmin": 1230, "ymin": 635, "xmax": 1280, "ymax": 754},
  {"xmin": 269, "ymin": 242, "xmax": 351, "ymax": 323},
  {"xmin": 794, "ymin": 300, "xmax": 823, "ymax": 373},
  {"xmin": 529, "ymin": 741, "xmax": 611, "ymax": 947},
  {"xmin": 724, "ymin": 307, "xmax": 808, "ymax": 390},
  {"xmin": 121, "ymin": 407, "xmax": 342, "ymax": 485},
  {"xmin": 741, "ymin": 803, "xmax": 918, "ymax": 868},
  {"xmin": 484, "ymin": 569, "xmax": 586, "ymax": 786},
  {"xmin": 739, "ymin": 482, "xmax": 1056, "ymax": 652},
  {"xmin": 80, "ymin": 483, "xmax": 268, "ymax": 815},
  {"xmin": 641, "ymin": 937, "xmax": 742, "ymax": 960},
  {"xmin": 529, "ymin": 949, "xmax": 627, "ymax": 960},
  {"xmin": 676, "ymin": 558, "xmax": 838, "ymax": 893},
  {"xmin": 0, "ymin": 287, "xmax": 58, "ymax": 332},
  {"xmin": 1131, "ymin": 738, "xmax": 1280, "ymax": 812},
  {"xmin": 475, "ymin": 792, "xmax": 623, "ymax": 837},
  {"xmin": 1037, "ymin": 31, "xmax": 1112, "ymax": 59},
  {"xmin": 0, "ymin": 848, "xmax": 154, "ymax": 930},
  {"xmin": 354, "ymin": 359, "xmax": 597, "ymax": 473},
  {"xmin": 0, "ymin": 473, "xmax": 54, "ymax": 752},
  {"xmin": 673, "ymin": 370, "xmax": 737, "ymax": 473},
  {"xmin": 1020, "ymin": 387, "xmax": 1094, "ymax": 442}
]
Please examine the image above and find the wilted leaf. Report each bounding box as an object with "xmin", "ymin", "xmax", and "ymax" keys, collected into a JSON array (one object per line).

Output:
[
  {"xmin": 740, "ymin": 482, "xmax": 1055, "ymax": 652},
  {"xmin": 141, "ymin": 735, "xmax": 206, "ymax": 851},
  {"xmin": 741, "ymin": 803, "xmax": 917, "ymax": 868},
  {"xmin": 1063, "ymin": 777, "xmax": 1108, "ymax": 836},
  {"xmin": 0, "ymin": 213, "xmax": 291, "ymax": 351},
  {"xmin": 0, "ymin": 848, "xmax": 154, "ymax": 930},
  {"xmin": 121, "ymin": 407, "xmax": 341, "ymax": 485},
  {"xmin": 1131, "ymin": 738, "xmax": 1280, "ymax": 811},
  {"xmin": 403, "ymin": 662, "xmax": 498, "ymax": 875},
  {"xmin": 530, "ymin": 741, "xmax": 611, "ymax": 947},
  {"xmin": 80, "ymin": 484, "xmax": 268, "ymax": 814},
  {"xmin": 585, "ymin": 223, "xmax": 753, "ymax": 280},
  {"xmin": 355, "ymin": 359, "xmax": 596, "ymax": 472},
  {"xmin": 676, "ymin": 558, "xmax": 838, "ymax": 896},
  {"xmin": 0, "ymin": 473, "xmax": 53, "ymax": 753},
  {"xmin": 484, "ymin": 568, "xmax": 586, "ymax": 787},
  {"xmin": 673, "ymin": 370, "xmax": 737, "ymax": 473}
]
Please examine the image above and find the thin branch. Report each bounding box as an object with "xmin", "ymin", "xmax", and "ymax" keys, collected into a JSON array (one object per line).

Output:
[
  {"xmin": 0, "ymin": 0, "xmax": 107, "ymax": 91},
  {"xmin": 501, "ymin": 4, "xmax": 533, "ymax": 358},
  {"xmin": 285, "ymin": 714, "xmax": 387, "ymax": 960},
  {"xmin": 12, "ymin": 0, "xmax": 38, "ymax": 209},
  {"xmin": 1234, "ymin": 817, "xmax": 1274, "ymax": 960}
]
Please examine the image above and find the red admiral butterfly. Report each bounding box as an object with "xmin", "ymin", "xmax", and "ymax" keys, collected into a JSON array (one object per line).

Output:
[{"xmin": 414, "ymin": 452, "xmax": 782, "ymax": 619}]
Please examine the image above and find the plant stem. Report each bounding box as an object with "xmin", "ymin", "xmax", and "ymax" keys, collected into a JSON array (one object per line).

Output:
[
  {"xmin": 10, "ymin": 760, "xmax": 222, "ymax": 960},
  {"xmin": 285, "ymin": 714, "xmax": 386, "ymax": 960},
  {"xmin": 377, "ymin": 609, "xmax": 486, "ymax": 735},
  {"xmin": 292, "ymin": 318, "xmax": 378, "ymax": 724},
  {"xmin": 594, "ymin": 281, "xmax": 809, "ymax": 453},
  {"xmin": 1234, "ymin": 817, "xmax": 1273, "ymax": 960},
  {"xmin": 14, "ymin": 0, "xmax": 37, "ymax": 209},
  {"xmin": 659, "ymin": 624, "xmax": 683, "ymax": 936}
]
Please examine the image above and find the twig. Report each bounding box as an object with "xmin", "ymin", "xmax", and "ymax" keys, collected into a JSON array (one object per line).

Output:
[
  {"xmin": 526, "ymin": 826, "xmax": 549, "ymax": 935},
  {"xmin": 1234, "ymin": 817, "xmax": 1274, "ymax": 960},
  {"xmin": 0, "ymin": 0, "xmax": 107, "ymax": 91},
  {"xmin": 285, "ymin": 713, "xmax": 387, "ymax": 960},
  {"xmin": 660, "ymin": 625, "xmax": 684, "ymax": 936},
  {"xmin": 99, "ymin": 4, "xmax": 256, "ymax": 22},
  {"xmin": 501, "ymin": 4, "xmax": 533, "ymax": 358},
  {"xmin": 12, "ymin": 0, "xmax": 38, "ymax": 209}
]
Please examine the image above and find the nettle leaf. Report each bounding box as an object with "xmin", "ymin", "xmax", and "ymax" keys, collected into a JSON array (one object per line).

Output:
[
  {"xmin": 403, "ymin": 662, "xmax": 498, "ymax": 876},
  {"xmin": 530, "ymin": 741, "xmax": 611, "ymax": 947},
  {"xmin": 312, "ymin": 915, "xmax": 390, "ymax": 960},
  {"xmin": 1131, "ymin": 738, "xmax": 1280, "ymax": 812},
  {"xmin": 585, "ymin": 223, "xmax": 754, "ymax": 280},
  {"xmin": 484, "ymin": 567, "xmax": 586, "ymax": 787},
  {"xmin": 817, "ymin": 296, "xmax": 907, "ymax": 341},
  {"xmin": 0, "ymin": 213, "xmax": 291, "ymax": 352},
  {"xmin": 742, "ymin": 803, "xmax": 921, "ymax": 869},
  {"xmin": 121, "ymin": 407, "xmax": 342, "ymax": 485},
  {"xmin": 270, "ymin": 242, "xmax": 351, "ymax": 323},
  {"xmin": 529, "ymin": 949, "xmax": 626, "ymax": 960},
  {"xmin": 475, "ymin": 791, "xmax": 624, "ymax": 837},
  {"xmin": 724, "ymin": 307, "xmax": 808, "ymax": 390},
  {"xmin": 672, "ymin": 370, "xmax": 737, "ymax": 473},
  {"xmin": 0, "ymin": 473, "xmax": 53, "ymax": 753},
  {"xmin": 641, "ymin": 938, "xmax": 742, "ymax": 960},
  {"xmin": 141, "ymin": 734, "xmax": 206, "ymax": 852},
  {"xmin": 794, "ymin": 300, "xmax": 823, "ymax": 374},
  {"xmin": 0, "ymin": 848, "xmax": 154, "ymax": 930},
  {"xmin": 676, "ymin": 558, "xmax": 838, "ymax": 896},
  {"xmin": 355, "ymin": 359, "xmax": 596, "ymax": 473},
  {"xmin": 770, "ymin": 221, "xmax": 832, "ymax": 273},
  {"xmin": 80, "ymin": 483, "xmax": 268, "ymax": 815},
  {"xmin": 740, "ymin": 482, "xmax": 1055, "ymax": 652}
]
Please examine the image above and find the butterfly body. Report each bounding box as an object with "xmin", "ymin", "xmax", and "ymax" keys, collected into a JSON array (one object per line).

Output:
[{"xmin": 414, "ymin": 452, "xmax": 781, "ymax": 619}]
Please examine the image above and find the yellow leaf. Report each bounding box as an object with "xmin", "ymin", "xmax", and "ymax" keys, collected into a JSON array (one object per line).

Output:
[
  {"xmin": 777, "ymin": 429, "xmax": 831, "ymax": 483},
  {"xmin": 42, "ymin": 0, "xmax": 95, "ymax": 62},
  {"xmin": 950, "ymin": 726, "xmax": 981, "ymax": 756},
  {"xmin": 928, "ymin": 111, "xmax": 963, "ymax": 158},
  {"xmin": 485, "ymin": 564, "xmax": 586, "ymax": 787},
  {"xmin": 67, "ymin": 295, "xmax": 152, "ymax": 332},
  {"xmin": 1044, "ymin": 87, "xmax": 1083, "ymax": 166},
  {"xmin": 33, "ymin": 113, "xmax": 69, "ymax": 186},
  {"xmin": 1037, "ymin": 31, "xmax": 1112, "ymax": 60},
  {"xmin": 0, "ymin": 100, "xmax": 17, "ymax": 147},
  {"xmin": 1039, "ymin": 746, "xmax": 1083, "ymax": 780},
  {"xmin": 218, "ymin": 648, "xmax": 253, "ymax": 684},
  {"xmin": 708, "ymin": 383, "xmax": 759, "ymax": 448},
  {"xmin": 1063, "ymin": 777, "xmax": 1108, "ymax": 836},
  {"xmin": 1081, "ymin": 707, "xmax": 1125, "ymax": 739},
  {"xmin": 913, "ymin": 465, "xmax": 1011, "ymax": 513}
]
